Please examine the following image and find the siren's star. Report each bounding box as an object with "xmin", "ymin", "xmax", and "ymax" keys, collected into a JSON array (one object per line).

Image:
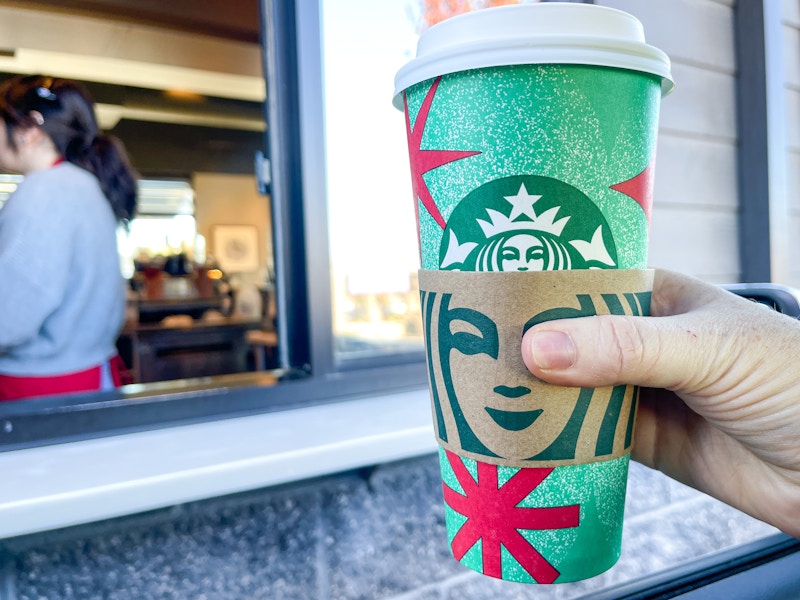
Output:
[
  {"xmin": 611, "ymin": 157, "xmax": 656, "ymax": 225},
  {"xmin": 405, "ymin": 77, "xmax": 481, "ymax": 229},
  {"xmin": 504, "ymin": 183, "xmax": 542, "ymax": 221}
]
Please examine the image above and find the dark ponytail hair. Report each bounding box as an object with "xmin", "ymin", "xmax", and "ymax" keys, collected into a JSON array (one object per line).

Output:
[{"xmin": 0, "ymin": 74, "xmax": 138, "ymax": 223}]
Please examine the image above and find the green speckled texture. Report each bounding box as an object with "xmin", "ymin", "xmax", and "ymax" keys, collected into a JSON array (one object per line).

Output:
[
  {"xmin": 405, "ymin": 62, "xmax": 661, "ymax": 584},
  {"xmin": 405, "ymin": 64, "xmax": 660, "ymax": 270}
]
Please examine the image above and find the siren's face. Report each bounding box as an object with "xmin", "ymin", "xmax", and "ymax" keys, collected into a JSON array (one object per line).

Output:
[
  {"xmin": 442, "ymin": 300, "xmax": 576, "ymax": 459},
  {"xmin": 500, "ymin": 233, "xmax": 545, "ymax": 271},
  {"xmin": 498, "ymin": 232, "xmax": 575, "ymax": 272}
]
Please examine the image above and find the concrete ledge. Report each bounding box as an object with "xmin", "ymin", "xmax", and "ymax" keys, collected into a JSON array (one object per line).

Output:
[{"xmin": 0, "ymin": 388, "xmax": 436, "ymax": 539}]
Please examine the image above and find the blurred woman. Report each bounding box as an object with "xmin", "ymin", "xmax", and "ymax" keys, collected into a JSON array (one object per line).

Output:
[{"xmin": 0, "ymin": 75, "xmax": 138, "ymax": 400}]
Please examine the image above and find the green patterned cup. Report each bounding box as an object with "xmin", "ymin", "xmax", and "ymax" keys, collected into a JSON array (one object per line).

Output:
[{"xmin": 394, "ymin": 3, "xmax": 672, "ymax": 584}]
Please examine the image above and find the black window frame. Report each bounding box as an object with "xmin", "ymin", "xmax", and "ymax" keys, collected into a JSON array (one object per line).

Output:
[
  {"xmin": 734, "ymin": 0, "xmax": 788, "ymax": 283},
  {"xmin": 589, "ymin": 532, "xmax": 800, "ymax": 600}
]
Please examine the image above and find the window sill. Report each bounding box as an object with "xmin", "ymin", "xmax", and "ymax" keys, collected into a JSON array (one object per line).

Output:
[{"xmin": 0, "ymin": 387, "xmax": 435, "ymax": 539}]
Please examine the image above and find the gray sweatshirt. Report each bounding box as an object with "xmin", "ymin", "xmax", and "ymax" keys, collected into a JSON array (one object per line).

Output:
[{"xmin": 0, "ymin": 162, "xmax": 125, "ymax": 376}]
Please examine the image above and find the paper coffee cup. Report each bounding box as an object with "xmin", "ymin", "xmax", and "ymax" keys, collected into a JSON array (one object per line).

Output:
[
  {"xmin": 419, "ymin": 269, "xmax": 653, "ymax": 583},
  {"xmin": 394, "ymin": 3, "xmax": 672, "ymax": 584}
]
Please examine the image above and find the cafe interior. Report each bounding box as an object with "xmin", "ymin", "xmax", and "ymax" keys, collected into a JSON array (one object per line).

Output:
[
  {"xmin": 0, "ymin": 0, "xmax": 430, "ymax": 398},
  {"xmin": 0, "ymin": 0, "xmax": 276, "ymax": 384}
]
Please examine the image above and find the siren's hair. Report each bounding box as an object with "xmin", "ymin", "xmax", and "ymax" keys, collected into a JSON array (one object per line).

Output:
[
  {"xmin": 538, "ymin": 235, "xmax": 572, "ymax": 270},
  {"xmin": 0, "ymin": 74, "xmax": 138, "ymax": 223}
]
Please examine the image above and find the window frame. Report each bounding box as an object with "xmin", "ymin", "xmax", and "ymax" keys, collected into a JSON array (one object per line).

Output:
[
  {"xmin": 262, "ymin": 0, "xmax": 431, "ymax": 377},
  {"xmin": 734, "ymin": 0, "xmax": 788, "ymax": 283},
  {"xmin": 589, "ymin": 533, "xmax": 800, "ymax": 600}
]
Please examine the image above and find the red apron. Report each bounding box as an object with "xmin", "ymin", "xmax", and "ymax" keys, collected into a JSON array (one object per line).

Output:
[{"xmin": 0, "ymin": 355, "xmax": 131, "ymax": 401}]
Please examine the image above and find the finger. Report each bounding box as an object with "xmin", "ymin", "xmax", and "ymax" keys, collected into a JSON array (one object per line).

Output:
[
  {"xmin": 519, "ymin": 268, "xmax": 734, "ymax": 391},
  {"xmin": 520, "ymin": 313, "xmax": 716, "ymax": 391}
]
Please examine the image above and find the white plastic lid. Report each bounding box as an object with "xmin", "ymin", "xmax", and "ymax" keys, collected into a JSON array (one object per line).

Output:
[{"xmin": 393, "ymin": 3, "xmax": 674, "ymax": 109}]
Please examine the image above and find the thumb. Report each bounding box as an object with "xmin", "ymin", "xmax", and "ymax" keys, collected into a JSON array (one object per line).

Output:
[{"xmin": 521, "ymin": 314, "xmax": 709, "ymax": 391}]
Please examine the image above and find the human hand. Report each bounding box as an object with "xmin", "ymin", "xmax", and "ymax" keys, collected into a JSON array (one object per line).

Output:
[{"xmin": 521, "ymin": 269, "xmax": 800, "ymax": 537}]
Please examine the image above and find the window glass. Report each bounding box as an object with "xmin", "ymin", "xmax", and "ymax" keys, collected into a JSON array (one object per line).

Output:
[
  {"xmin": 322, "ymin": 0, "xmax": 424, "ymax": 359},
  {"xmin": 321, "ymin": 0, "xmax": 543, "ymax": 360}
]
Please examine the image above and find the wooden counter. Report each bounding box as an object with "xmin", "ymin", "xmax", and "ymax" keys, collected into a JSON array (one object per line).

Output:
[{"xmin": 118, "ymin": 317, "xmax": 263, "ymax": 383}]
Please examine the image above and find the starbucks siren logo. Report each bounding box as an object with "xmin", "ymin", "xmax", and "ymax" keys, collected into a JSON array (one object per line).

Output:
[{"xmin": 440, "ymin": 175, "xmax": 618, "ymax": 271}]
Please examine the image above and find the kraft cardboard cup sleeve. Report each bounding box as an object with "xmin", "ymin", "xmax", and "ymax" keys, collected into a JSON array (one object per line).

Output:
[{"xmin": 394, "ymin": 3, "xmax": 672, "ymax": 584}]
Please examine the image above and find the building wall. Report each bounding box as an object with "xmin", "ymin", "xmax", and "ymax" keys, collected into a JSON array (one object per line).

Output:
[
  {"xmin": 597, "ymin": 0, "xmax": 740, "ymax": 284},
  {"xmin": 783, "ymin": 0, "xmax": 800, "ymax": 287}
]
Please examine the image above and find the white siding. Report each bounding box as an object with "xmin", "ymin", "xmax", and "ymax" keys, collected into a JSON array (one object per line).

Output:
[
  {"xmin": 654, "ymin": 136, "xmax": 738, "ymax": 211},
  {"xmin": 597, "ymin": 0, "xmax": 740, "ymax": 282},
  {"xmin": 783, "ymin": 0, "xmax": 800, "ymax": 287},
  {"xmin": 598, "ymin": 0, "xmax": 735, "ymax": 72},
  {"xmin": 784, "ymin": 0, "xmax": 800, "ymax": 27}
]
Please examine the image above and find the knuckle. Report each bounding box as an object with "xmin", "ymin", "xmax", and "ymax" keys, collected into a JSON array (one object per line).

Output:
[{"xmin": 602, "ymin": 317, "xmax": 649, "ymax": 380}]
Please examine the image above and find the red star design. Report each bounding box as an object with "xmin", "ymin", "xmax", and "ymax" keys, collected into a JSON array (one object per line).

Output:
[
  {"xmin": 442, "ymin": 450, "xmax": 580, "ymax": 584},
  {"xmin": 404, "ymin": 77, "xmax": 481, "ymax": 229},
  {"xmin": 610, "ymin": 156, "xmax": 656, "ymax": 226}
]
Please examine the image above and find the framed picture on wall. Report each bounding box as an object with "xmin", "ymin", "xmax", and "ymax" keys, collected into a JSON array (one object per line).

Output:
[{"xmin": 213, "ymin": 225, "xmax": 260, "ymax": 272}]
